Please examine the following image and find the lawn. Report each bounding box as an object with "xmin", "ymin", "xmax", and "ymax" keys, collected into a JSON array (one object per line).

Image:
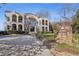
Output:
[
  {"xmin": 72, "ymin": 33, "xmax": 79, "ymax": 40},
  {"xmin": 53, "ymin": 33, "xmax": 79, "ymax": 55},
  {"xmin": 55, "ymin": 43, "xmax": 79, "ymax": 55},
  {"xmin": 72, "ymin": 33, "xmax": 79, "ymax": 45},
  {"xmin": 40, "ymin": 32, "xmax": 79, "ymax": 55},
  {"xmin": 42, "ymin": 32, "xmax": 54, "ymax": 41}
]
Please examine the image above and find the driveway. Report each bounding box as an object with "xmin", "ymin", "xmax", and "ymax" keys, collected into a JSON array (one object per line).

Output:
[
  {"xmin": 0, "ymin": 35, "xmax": 52, "ymax": 56},
  {"xmin": 0, "ymin": 35, "xmax": 44, "ymax": 45}
]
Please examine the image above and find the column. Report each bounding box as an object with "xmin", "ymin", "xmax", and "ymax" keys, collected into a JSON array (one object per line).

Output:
[
  {"xmin": 17, "ymin": 15, "xmax": 18, "ymax": 31},
  {"xmin": 22, "ymin": 16, "xmax": 24, "ymax": 31},
  {"xmin": 17, "ymin": 24, "xmax": 18, "ymax": 31},
  {"xmin": 10, "ymin": 15, "xmax": 12, "ymax": 31},
  {"xmin": 47, "ymin": 20, "xmax": 49, "ymax": 32},
  {"xmin": 22, "ymin": 25, "xmax": 24, "ymax": 31},
  {"xmin": 28, "ymin": 25, "xmax": 30, "ymax": 33}
]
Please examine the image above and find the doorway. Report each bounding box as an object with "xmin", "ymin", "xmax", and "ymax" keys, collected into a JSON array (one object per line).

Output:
[{"xmin": 30, "ymin": 26, "xmax": 35, "ymax": 32}]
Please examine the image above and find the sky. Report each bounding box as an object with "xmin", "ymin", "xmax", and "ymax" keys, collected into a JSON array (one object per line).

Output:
[{"xmin": 0, "ymin": 3, "xmax": 78, "ymax": 30}]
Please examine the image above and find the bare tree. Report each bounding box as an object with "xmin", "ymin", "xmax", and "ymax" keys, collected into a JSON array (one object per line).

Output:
[
  {"xmin": 35, "ymin": 10, "xmax": 50, "ymax": 18},
  {"xmin": 24, "ymin": 14, "xmax": 38, "ymax": 34},
  {"xmin": 58, "ymin": 4, "xmax": 78, "ymax": 20}
]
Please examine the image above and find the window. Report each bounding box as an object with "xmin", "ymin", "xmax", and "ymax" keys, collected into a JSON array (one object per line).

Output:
[
  {"xmin": 42, "ymin": 27, "xmax": 44, "ymax": 32},
  {"xmin": 42, "ymin": 20, "xmax": 44, "ymax": 25},
  {"xmin": 30, "ymin": 26, "xmax": 35, "ymax": 32},
  {"xmin": 12, "ymin": 24, "xmax": 17, "ymax": 31},
  {"xmin": 7, "ymin": 17, "xmax": 10, "ymax": 21},
  {"xmin": 46, "ymin": 27, "xmax": 48, "ymax": 31},
  {"xmin": 28, "ymin": 17, "xmax": 37, "ymax": 26},
  {"xmin": 7, "ymin": 25, "xmax": 10, "ymax": 30},
  {"xmin": 18, "ymin": 24, "xmax": 22, "ymax": 31},
  {"xmin": 46, "ymin": 20, "xmax": 48, "ymax": 25},
  {"xmin": 28, "ymin": 17, "xmax": 36, "ymax": 20},
  {"xmin": 18, "ymin": 15, "xmax": 22, "ymax": 22},
  {"xmin": 12, "ymin": 15, "xmax": 17, "ymax": 22}
]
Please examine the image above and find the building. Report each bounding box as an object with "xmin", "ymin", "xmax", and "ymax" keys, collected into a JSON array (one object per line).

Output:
[{"xmin": 4, "ymin": 11, "xmax": 49, "ymax": 33}]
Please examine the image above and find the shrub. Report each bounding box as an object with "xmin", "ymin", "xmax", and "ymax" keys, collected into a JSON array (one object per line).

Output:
[
  {"xmin": 16, "ymin": 31, "xmax": 25, "ymax": 34},
  {"xmin": 0, "ymin": 31, "xmax": 9, "ymax": 35},
  {"xmin": 36, "ymin": 31, "xmax": 44, "ymax": 40},
  {"xmin": 11, "ymin": 31, "xmax": 26, "ymax": 34}
]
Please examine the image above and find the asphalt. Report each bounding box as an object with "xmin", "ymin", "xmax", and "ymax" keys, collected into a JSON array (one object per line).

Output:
[{"xmin": 0, "ymin": 35, "xmax": 41, "ymax": 45}]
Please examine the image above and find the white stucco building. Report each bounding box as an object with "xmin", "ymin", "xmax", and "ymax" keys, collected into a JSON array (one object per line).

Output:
[{"xmin": 4, "ymin": 11, "xmax": 49, "ymax": 33}]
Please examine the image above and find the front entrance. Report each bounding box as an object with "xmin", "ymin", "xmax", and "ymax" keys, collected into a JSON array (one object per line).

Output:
[{"xmin": 30, "ymin": 26, "xmax": 35, "ymax": 32}]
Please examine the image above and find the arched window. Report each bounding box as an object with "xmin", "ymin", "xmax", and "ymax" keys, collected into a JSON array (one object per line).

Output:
[
  {"xmin": 42, "ymin": 20, "xmax": 44, "ymax": 25},
  {"xmin": 46, "ymin": 20, "xmax": 48, "ymax": 25},
  {"xmin": 42, "ymin": 27, "xmax": 44, "ymax": 32},
  {"xmin": 18, "ymin": 15, "xmax": 22, "ymax": 22},
  {"xmin": 27, "ymin": 16, "xmax": 37, "ymax": 26},
  {"xmin": 12, "ymin": 15, "xmax": 17, "ymax": 22},
  {"xmin": 28, "ymin": 17, "xmax": 36, "ymax": 20},
  {"xmin": 45, "ymin": 27, "xmax": 48, "ymax": 31},
  {"xmin": 18, "ymin": 24, "xmax": 22, "ymax": 31},
  {"xmin": 12, "ymin": 24, "xmax": 17, "ymax": 31}
]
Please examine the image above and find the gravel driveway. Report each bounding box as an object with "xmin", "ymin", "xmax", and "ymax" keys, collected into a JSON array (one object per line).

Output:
[{"xmin": 0, "ymin": 35, "xmax": 52, "ymax": 56}]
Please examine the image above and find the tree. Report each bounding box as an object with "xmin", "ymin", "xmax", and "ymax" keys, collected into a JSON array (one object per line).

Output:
[
  {"xmin": 72, "ymin": 9, "xmax": 79, "ymax": 33},
  {"xmin": 35, "ymin": 10, "xmax": 50, "ymax": 18},
  {"xmin": 49, "ymin": 22, "xmax": 53, "ymax": 33},
  {"xmin": 72, "ymin": 9, "xmax": 79, "ymax": 25},
  {"xmin": 59, "ymin": 4, "xmax": 76, "ymax": 19},
  {"xmin": 24, "ymin": 14, "xmax": 38, "ymax": 34}
]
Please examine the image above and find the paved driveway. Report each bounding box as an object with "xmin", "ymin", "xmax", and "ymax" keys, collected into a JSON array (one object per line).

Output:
[
  {"xmin": 0, "ymin": 35, "xmax": 52, "ymax": 56},
  {"xmin": 0, "ymin": 35, "xmax": 41, "ymax": 45}
]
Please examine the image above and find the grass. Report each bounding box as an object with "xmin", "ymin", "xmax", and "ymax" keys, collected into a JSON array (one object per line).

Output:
[
  {"xmin": 36, "ymin": 32, "xmax": 54, "ymax": 41},
  {"xmin": 72, "ymin": 33, "xmax": 79, "ymax": 45},
  {"xmin": 53, "ymin": 33, "xmax": 79, "ymax": 55},
  {"xmin": 42, "ymin": 32, "xmax": 54, "ymax": 41},
  {"xmin": 50, "ymin": 33, "xmax": 79, "ymax": 55},
  {"xmin": 72, "ymin": 33, "xmax": 79, "ymax": 40},
  {"xmin": 42, "ymin": 32, "xmax": 53, "ymax": 35},
  {"xmin": 55, "ymin": 43, "xmax": 79, "ymax": 55}
]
